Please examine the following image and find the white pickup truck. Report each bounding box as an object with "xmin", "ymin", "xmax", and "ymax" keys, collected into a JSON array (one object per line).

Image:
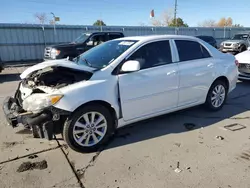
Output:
[{"xmin": 3, "ymin": 35, "xmax": 238, "ymax": 152}]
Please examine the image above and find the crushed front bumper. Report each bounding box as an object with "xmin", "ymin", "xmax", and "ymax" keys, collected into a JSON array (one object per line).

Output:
[{"xmin": 2, "ymin": 96, "xmax": 71, "ymax": 140}]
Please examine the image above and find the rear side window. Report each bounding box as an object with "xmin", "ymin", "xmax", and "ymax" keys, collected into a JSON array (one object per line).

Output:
[{"xmin": 175, "ymin": 40, "xmax": 211, "ymax": 62}]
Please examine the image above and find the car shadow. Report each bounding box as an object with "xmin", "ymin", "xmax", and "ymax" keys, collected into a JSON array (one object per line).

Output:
[
  {"xmin": 0, "ymin": 73, "xmax": 20, "ymax": 83},
  {"xmin": 104, "ymin": 81, "xmax": 250, "ymax": 151}
]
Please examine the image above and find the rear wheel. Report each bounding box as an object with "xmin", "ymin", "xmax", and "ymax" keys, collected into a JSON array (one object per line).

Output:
[
  {"xmin": 205, "ymin": 80, "xmax": 228, "ymax": 111},
  {"xmin": 63, "ymin": 104, "xmax": 115, "ymax": 153}
]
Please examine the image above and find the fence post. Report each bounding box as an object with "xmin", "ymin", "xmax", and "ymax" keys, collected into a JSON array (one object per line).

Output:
[{"xmin": 41, "ymin": 25, "xmax": 46, "ymax": 47}]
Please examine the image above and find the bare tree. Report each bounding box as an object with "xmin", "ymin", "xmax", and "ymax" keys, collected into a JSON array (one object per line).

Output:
[
  {"xmin": 198, "ymin": 19, "xmax": 217, "ymax": 27},
  {"xmin": 151, "ymin": 9, "xmax": 173, "ymax": 26},
  {"xmin": 225, "ymin": 17, "xmax": 233, "ymax": 26},
  {"xmin": 34, "ymin": 13, "xmax": 47, "ymax": 25},
  {"xmin": 198, "ymin": 17, "xmax": 239, "ymax": 27}
]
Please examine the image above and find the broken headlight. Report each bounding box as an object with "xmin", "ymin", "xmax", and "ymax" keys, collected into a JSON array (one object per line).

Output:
[{"xmin": 22, "ymin": 94, "xmax": 63, "ymax": 113}]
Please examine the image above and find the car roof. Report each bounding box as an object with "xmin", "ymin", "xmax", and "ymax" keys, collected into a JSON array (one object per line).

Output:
[
  {"xmin": 91, "ymin": 31, "xmax": 123, "ymax": 34},
  {"xmin": 235, "ymin": 32, "xmax": 250, "ymax": 35},
  {"xmin": 196, "ymin": 35, "xmax": 214, "ymax": 38},
  {"xmin": 115, "ymin": 35, "xmax": 199, "ymax": 42}
]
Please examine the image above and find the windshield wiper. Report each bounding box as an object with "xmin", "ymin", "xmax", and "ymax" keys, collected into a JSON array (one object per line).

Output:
[{"xmin": 82, "ymin": 58, "xmax": 93, "ymax": 67}]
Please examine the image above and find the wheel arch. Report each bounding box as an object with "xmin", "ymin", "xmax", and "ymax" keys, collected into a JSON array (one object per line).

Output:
[
  {"xmin": 72, "ymin": 100, "xmax": 118, "ymax": 127},
  {"xmin": 209, "ymin": 76, "xmax": 229, "ymax": 94}
]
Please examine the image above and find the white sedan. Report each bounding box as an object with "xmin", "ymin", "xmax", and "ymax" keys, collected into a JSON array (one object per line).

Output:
[
  {"xmin": 3, "ymin": 35, "xmax": 238, "ymax": 152},
  {"xmin": 235, "ymin": 48, "xmax": 250, "ymax": 80}
]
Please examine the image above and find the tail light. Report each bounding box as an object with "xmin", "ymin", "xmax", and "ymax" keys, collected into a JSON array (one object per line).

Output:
[{"xmin": 235, "ymin": 60, "xmax": 239, "ymax": 67}]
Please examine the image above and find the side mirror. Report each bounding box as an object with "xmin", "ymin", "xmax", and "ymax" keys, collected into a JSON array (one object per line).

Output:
[{"xmin": 121, "ymin": 60, "xmax": 140, "ymax": 73}]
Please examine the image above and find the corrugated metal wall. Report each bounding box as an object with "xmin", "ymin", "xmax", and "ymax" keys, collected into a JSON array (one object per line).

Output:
[{"xmin": 0, "ymin": 23, "xmax": 250, "ymax": 62}]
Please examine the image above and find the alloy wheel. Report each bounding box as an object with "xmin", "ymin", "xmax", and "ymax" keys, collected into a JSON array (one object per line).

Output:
[
  {"xmin": 211, "ymin": 84, "xmax": 226, "ymax": 108},
  {"xmin": 73, "ymin": 111, "xmax": 107, "ymax": 147}
]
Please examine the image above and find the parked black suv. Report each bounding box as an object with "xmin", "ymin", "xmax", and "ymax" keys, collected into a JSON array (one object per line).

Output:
[
  {"xmin": 44, "ymin": 32, "xmax": 124, "ymax": 60},
  {"xmin": 196, "ymin": 35, "xmax": 217, "ymax": 48}
]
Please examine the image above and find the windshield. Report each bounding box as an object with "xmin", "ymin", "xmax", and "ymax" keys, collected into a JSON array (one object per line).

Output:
[
  {"xmin": 74, "ymin": 40, "xmax": 138, "ymax": 69},
  {"xmin": 73, "ymin": 33, "xmax": 91, "ymax": 43},
  {"xmin": 232, "ymin": 34, "xmax": 248, "ymax": 40}
]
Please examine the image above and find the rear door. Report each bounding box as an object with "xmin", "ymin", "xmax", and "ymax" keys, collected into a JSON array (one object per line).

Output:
[
  {"xmin": 174, "ymin": 39, "xmax": 214, "ymax": 107},
  {"xmin": 118, "ymin": 40, "xmax": 179, "ymax": 121}
]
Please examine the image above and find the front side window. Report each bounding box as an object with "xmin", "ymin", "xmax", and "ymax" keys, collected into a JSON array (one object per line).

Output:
[
  {"xmin": 86, "ymin": 34, "xmax": 106, "ymax": 46},
  {"xmin": 73, "ymin": 33, "xmax": 91, "ymax": 44},
  {"xmin": 127, "ymin": 40, "xmax": 172, "ymax": 70},
  {"xmin": 175, "ymin": 40, "xmax": 211, "ymax": 62},
  {"xmin": 74, "ymin": 40, "xmax": 138, "ymax": 69},
  {"xmin": 232, "ymin": 34, "xmax": 249, "ymax": 40}
]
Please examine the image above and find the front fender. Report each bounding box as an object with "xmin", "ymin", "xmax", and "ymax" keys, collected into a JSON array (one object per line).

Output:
[{"xmin": 53, "ymin": 77, "xmax": 120, "ymax": 116}]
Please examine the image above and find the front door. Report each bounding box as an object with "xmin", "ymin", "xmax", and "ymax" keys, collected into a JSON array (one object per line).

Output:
[
  {"xmin": 118, "ymin": 40, "xmax": 179, "ymax": 121},
  {"xmin": 174, "ymin": 40, "xmax": 215, "ymax": 107}
]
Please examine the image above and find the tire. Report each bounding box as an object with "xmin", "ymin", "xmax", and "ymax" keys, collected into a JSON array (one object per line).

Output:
[
  {"xmin": 239, "ymin": 45, "xmax": 246, "ymax": 53},
  {"xmin": 63, "ymin": 104, "xmax": 115, "ymax": 153},
  {"xmin": 205, "ymin": 80, "xmax": 228, "ymax": 111},
  {"xmin": 32, "ymin": 125, "xmax": 41, "ymax": 138}
]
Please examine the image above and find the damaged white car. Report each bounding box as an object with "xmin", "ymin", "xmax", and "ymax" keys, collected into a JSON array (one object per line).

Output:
[{"xmin": 3, "ymin": 35, "xmax": 238, "ymax": 152}]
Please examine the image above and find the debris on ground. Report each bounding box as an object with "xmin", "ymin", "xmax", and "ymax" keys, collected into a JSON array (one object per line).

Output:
[
  {"xmin": 3, "ymin": 141, "xmax": 24, "ymax": 148},
  {"xmin": 28, "ymin": 155, "xmax": 38, "ymax": 159},
  {"xmin": 215, "ymin": 136, "xmax": 224, "ymax": 140},
  {"xmin": 184, "ymin": 123, "xmax": 196, "ymax": 130},
  {"xmin": 174, "ymin": 161, "xmax": 182, "ymax": 173},
  {"xmin": 224, "ymin": 123, "xmax": 246, "ymax": 131},
  {"xmin": 174, "ymin": 143, "xmax": 181, "ymax": 147},
  {"xmin": 174, "ymin": 168, "xmax": 182, "ymax": 173},
  {"xmin": 17, "ymin": 160, "xmax": 48, "ymax": 172}
]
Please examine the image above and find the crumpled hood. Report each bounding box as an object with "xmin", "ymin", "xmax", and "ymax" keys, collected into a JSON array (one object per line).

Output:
[
  {"xmin": 223, "ymin": 40, "xmax": 242, "ymax": 44},
  {"xmin": 235, "ymin": 50, "xmax": 250, "ymax": 63},
  {"xmin": 20, "ymin": 59, "xmax": 96, "ymax": 79}
]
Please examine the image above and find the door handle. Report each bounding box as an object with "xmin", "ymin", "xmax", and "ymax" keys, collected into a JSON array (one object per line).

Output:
[
  {"xmin": 167, "ymin": 70, "xmax": 178, "ymax": 75},
  {"xmin": 207, "ymin": 63, "xmax": 214, "ymax": 68}
]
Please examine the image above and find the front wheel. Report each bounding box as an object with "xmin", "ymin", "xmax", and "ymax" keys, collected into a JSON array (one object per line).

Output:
[
  {"xmin": 205, "ymin": 80, "xmax": 228, "ymax": 111},
  {"xmin": 239, "ymin": 45, "xmax": 246, "ymax": 53},
  {"xmin": 63, "ymin": 104, "xmax": 115, "ymax": 153}
]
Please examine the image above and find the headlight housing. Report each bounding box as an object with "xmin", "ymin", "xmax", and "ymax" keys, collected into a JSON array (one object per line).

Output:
[
  {"xmin": 50, "ymin": 48, "xmax": 60, "ymax": 59},
  {"xmin": 233, "ymin": 43, "xmax": 240, "ymax": 47},
  {"xmin": 220, "ymin": 42, "xmax": 224, "ymax": 46},
  {"xmin": 22, "ymin": 94, "xmax": 63, "ymax": 113}
]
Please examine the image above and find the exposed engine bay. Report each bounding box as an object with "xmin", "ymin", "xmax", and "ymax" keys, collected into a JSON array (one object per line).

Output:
[{"xmin": 22, "ymin": 66, "xmax": 93, "ymax": 90}]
